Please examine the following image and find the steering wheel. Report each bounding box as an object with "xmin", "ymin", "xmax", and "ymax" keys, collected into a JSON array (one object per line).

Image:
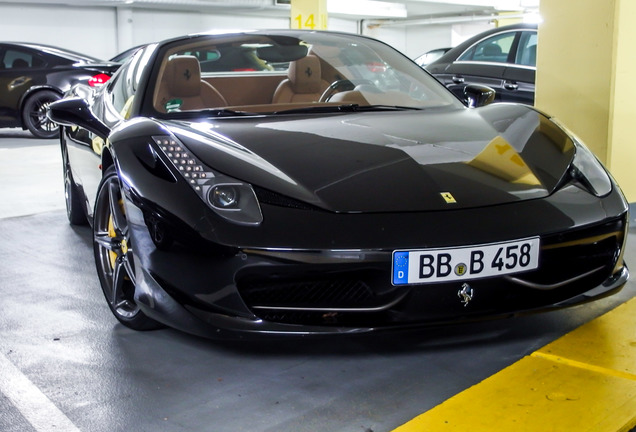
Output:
[{"xmin": 319, "ymin": 79, "xmax": 355, "ymax": 102}]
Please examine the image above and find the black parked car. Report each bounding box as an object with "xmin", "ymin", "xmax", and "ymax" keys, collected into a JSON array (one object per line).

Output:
[
  {"xmin": 109, "ymin": 44, "xmax": 144, "ymax": 63},
  {"xmin": 426, "ymin": 23, "xmax": 537, "ymax": 105},
  {"xmin": 414, "ymin": 47, "xmax": 451, "ymax": 67},
  {"xmin": 48, "ymin": 30, "xmax": 627, "ymax": 339},
  {"xmin": 0, "ymin": 42, "xmax": 119, "ymax": 138}
]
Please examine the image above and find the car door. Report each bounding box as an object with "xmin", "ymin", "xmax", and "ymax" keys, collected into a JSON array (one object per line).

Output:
[
  {"xmin": 0, "ymin": 46, "xmax": 46, "ymax": 127},
  {"xmin": 501, "ymin": 30, "xmax": 537, "ymax": 104},
  {"xmin": 438, "ymin": 30, "xmax": 518, "ymax": 102},
  {"xmin": 65, "ymin": 50, "xmax": 144, "ymax": 218}
]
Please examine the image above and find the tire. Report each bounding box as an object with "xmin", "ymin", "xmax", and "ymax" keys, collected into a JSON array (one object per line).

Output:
[
  {"xmin": 93, "ymin": 167, "xmax": 163, "ymax": 331},
  {"xmin": 61, "ymin": 141, "xmax": 88, "ymax": 225},
  {"xmin": 22, "ymin": 90, "xmax": 61, "ymax": 139}
]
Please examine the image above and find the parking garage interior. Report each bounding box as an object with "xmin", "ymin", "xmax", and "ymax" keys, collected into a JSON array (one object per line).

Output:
[{"xmin": 1, "ymin": 1, "xmax": 636, "ymax": 431}]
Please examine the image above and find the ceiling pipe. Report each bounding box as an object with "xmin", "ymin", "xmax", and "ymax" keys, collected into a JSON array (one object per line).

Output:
[{"xmin": 365, "ymin": 12, "xmax": 527, "ymax": 28}]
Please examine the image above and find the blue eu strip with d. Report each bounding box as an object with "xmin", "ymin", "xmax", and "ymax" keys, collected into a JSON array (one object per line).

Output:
[{"xmin": 393, "ymin": 251, "xmax": 409, "ymax": 285}]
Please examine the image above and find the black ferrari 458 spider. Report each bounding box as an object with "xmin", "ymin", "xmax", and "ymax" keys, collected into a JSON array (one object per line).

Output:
[{"xmin": 47, "ymin": 30, "xmax": 629, "ymax": 339}]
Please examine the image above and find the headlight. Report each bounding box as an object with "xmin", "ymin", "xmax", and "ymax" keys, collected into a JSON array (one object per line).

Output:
[
  {"xmin": 550, "ymin": 118, "xmax": 612, "ymax": 197},
  {"xmin": 570, "ymin": 141, "xmax": 612, "ymax": 197},
  {"xmin": 152, "ymin": 135, "xmax": 263, "ymax": 226}
]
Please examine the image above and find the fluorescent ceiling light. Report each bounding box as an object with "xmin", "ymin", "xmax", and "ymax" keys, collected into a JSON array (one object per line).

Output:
[
  {"xmin": 406, "ymin": 0, "xmax": 536, "ymax": 10},
  {"xmin": 327, "ymin": 0, "xmax": 407, "ymax": 18}
]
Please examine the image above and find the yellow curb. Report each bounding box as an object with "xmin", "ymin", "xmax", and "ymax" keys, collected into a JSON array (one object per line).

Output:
[{"xmin": 392, "ymin": 297, "xmax": 636, "ymax": 432}]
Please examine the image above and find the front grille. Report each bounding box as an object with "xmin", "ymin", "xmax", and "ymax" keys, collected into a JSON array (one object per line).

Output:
[
  {"xmin": 514, "ymin": 218, "xmax": 625, "ymax": 288},
  {"xmin": 244, "ymin": 277, "xmax": 376, "ymax": 308},
  {"xmin": 235, "ymin": 216, "xmax": 626, "ymax": 327},
  {"xmin": 237, "ymin": 270, "xmax": 409, "ymax": 325},
  {"xmin": 516, "ymin": 237, "xmax": 616, "ymax": 287}
]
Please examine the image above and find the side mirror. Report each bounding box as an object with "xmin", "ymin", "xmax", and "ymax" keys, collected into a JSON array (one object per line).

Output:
[
  {"xmin": 47, "ymin": 97, "xmax": 110, "ymax": 138},
  {"xmin": 464, "ymin": 85, "xmax": 495, "ymax": 108}
]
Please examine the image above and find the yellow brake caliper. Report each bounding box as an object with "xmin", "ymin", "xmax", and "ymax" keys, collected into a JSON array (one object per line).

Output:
[{"xmin": 107, "ymin": 198, "xmax": 127, "ymax": 270}]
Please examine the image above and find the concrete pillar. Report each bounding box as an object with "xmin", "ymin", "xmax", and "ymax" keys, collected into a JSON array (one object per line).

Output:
[
  {"xmin": 607, "ymin": 1, "xmax": 636, "ymax": 201},
  {"xmin": 535, "ymin": 0, "xmax": 636, "ymax": 200}
]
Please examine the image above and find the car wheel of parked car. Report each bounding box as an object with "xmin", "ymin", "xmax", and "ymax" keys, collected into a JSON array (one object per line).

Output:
[
  {"xmin": 22, "ymin": 90, "xmax": 61, "ymax": 138},
  {"xmin": 61, "ymin": 141, "xmax": 87, "ymax": 225},
  {"xmin": 93, "ymin": 167, "xmax": 163, "ymax": 331}
]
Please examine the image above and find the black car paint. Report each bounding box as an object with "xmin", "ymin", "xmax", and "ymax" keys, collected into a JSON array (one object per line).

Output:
[
  {"xmin": 58, "ymin": 102, "xmax": 628, "ymax": 336},
  {"xmin": 101, "ymin": 107, "xmax": 622, "ymax": 251},
  {"xmin": 49, "ymin": 31, "xmax": 628, "ymax": 338},
  {"xmin": 171, "ymin": 107, "xmax": 572, "ymax": 212}
]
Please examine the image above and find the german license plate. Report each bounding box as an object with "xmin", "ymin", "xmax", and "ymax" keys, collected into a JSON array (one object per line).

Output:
[{"xmin": 392, "ymin": 237, "xmax": 540, "ymax": 285}]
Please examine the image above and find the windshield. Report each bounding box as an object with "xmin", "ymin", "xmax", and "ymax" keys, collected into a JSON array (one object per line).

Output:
[{"xmin": 149, "ymin": 31, "xmax": 460, "ymax": 116}]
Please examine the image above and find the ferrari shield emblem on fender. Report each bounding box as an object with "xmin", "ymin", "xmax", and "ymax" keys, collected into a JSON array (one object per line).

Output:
[{"xmin": 458, "ymin": 283, "xmax": 474, "ymax": 307}]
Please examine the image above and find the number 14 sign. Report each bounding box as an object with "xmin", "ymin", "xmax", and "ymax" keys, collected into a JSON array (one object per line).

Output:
[{"xmin": 290, "ymin": 0, "xmax": 328, "ymax": 30}]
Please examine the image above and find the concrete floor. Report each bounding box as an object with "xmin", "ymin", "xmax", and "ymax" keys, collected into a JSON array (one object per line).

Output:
[{"xmin": 1, "ymin": 129, "xmax": 635, "ymax": 432}]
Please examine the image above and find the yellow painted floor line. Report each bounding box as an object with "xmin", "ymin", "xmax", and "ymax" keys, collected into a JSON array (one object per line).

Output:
[
  {"xmin": 392, "ymin": 297, "xmax": 636, "ymax": 432},
  {"xmin": 531, "ymin": 351, "xmax": 636, "ymax": 382}
]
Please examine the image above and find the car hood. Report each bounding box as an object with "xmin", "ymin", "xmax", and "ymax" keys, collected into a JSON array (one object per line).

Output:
[{"xmin": 169, "ymin": 103, "xmax": 574, "ymax": 213}]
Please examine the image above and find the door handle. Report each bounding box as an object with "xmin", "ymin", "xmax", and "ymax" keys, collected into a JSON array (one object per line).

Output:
[
  {"xmin": 9, "ymin": 77, "xmax": 28, "ymax": 89},
  {"xmin": 452, "ymin": 75, "xmax": 464, "ymax": 84},
  {"xmin": 504, "ymin": 81, "xmax": 519, "ymax": 90}
]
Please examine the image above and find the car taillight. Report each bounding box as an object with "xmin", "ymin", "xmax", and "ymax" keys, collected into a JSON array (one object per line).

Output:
[
  {"xmin": 367, "ymin": 62, "xmax": 387, "ymax": 73},
  {"xmin": 88, "ymin": 73, "xmax": 111, "ymax": 87}
]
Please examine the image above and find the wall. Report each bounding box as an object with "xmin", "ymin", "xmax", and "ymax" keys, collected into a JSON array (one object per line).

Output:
[
  {"xmin": 0, "ymin": 2, "xmax": 455, "ymax": 61},
  {"xmin": 0, "ymin": 4, "xmax": 118, "ymax": 59},
  {"xmin": 535, "ymin": 0, "xmax": 636, "ymax": 201},
  {"xmin": 125, "ymin": 9, "xmax": 289, "ymax": 49},
  {"xmin": 406, "ymin": 25, "xmax": 454, "ymax": 57},
  {"xmin": 386, "ymin": 25, "xmax": 456, "ymax": 59},
  {"xmin": 0, "ymin": 4, "xmax": 357, "ymax": 59},
  {"xmin": 535, "ymin": 1, "xmax": 614, "ymax": 161},
  {"xmin": 365, "ymin": 21, "xmax": 492, "ymax": 59},
  {"xmin": 607, "ymin": 0, "xmax": 636, "ymax": 201}
]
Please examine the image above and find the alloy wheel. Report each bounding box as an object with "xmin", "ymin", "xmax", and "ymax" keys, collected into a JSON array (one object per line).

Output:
[
  {"xmin": 23, "ymin": 90, "xmax": 60, "ymax": 138},
  {"xmin": 93, "ymin": 172, "xmax": 140, "ymax": 320}
]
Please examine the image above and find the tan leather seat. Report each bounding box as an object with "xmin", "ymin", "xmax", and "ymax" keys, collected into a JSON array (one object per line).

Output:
[
  {"xmin": 272, "ymin": 55, "xmax": 329, "ymax": 103},
  {"xmin": 154, "ymin": 55, "xmax": 227, "ymax": 112}
]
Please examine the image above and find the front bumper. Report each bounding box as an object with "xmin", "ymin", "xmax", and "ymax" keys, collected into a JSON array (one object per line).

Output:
[
  {"xmin": 129, "ymin": 210, "xmax": 629, "ymax": 339},
  {"xmin": 132, "ymin": 261, "xmax": 628, "ymax": 339}
]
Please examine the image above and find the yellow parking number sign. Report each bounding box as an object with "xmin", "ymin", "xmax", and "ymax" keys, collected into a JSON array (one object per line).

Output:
[{"xmin": 290, "ymin": 0, "xmax": 328, "ymax": 30}]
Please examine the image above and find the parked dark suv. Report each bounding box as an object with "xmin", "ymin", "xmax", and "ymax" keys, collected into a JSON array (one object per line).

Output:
[
  {"xmin": 0, "ymin": 42, "xmax": 119, "ymax": 138},
  {"xmin": 426, "ymin": 23, "xmax": 537, "ymax": 105}
]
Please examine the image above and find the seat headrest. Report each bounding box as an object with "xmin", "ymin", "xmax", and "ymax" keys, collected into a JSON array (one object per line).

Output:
[
  {"xmin": 164, "ymin": 56, "xmax": 202, "ymax": 97},
  {"xmin": 483, "ymin": 44, "xmax": 502, "ymax": 57},
  {"xmin": 12, "ymin": 58, "xmax": 28, "ymax": 68},
  {"xmin": 288, "ymin": 55, "xmax": 322, "ymax": 94}
]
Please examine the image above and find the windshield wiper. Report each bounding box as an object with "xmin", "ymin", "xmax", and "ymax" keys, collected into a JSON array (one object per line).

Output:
[
  {"xmin": 274, "ymin": 104, "xmax": 422, "ymax": 115},
  {"xmin": 200, "ymin": 108, "xmax": 258, "ymax": 117},
  {"xmin": 165, "ymin": 108, "xmax": 257, "ymax": 118},
  {"xmin": 356, "ymin": 105, "xmax": 423, "ymax": 111},
  {"xmin": 273, "ymin": 104, "xmax": 359, "ymax": 114}
]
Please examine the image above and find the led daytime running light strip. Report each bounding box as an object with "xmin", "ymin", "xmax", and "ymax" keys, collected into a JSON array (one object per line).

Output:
[{"xmin": 153, "ymin": 136, "xmax": 215, "ymax": 197}]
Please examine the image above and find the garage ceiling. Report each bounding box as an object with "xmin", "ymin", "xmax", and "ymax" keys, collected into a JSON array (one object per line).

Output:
[{"xmin": 0, "ymin": 0, "xmax": 539, "ymax": 20}]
